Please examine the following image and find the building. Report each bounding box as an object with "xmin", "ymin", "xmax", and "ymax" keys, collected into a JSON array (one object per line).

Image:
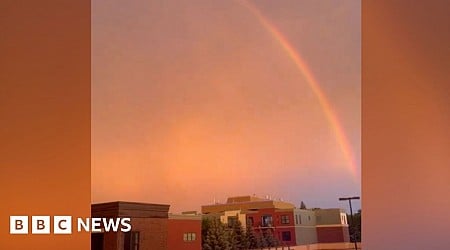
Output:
[
  {"xmin": 167, "ymin": 213, "xmax": 202, "ymax": 250},
  {"xmin": 91, "ymin": 201, "xmax": 202, "ymax": 250},
  {"xmin": 202, "ymin": 196, "xmax": 299, "ymax": 246},
  {"xmin": 202, "ymin": 195, "xmax": 295, "ymax": 214},
  {"xmin": 293, "ymin": 208, "xmax": 317, "ymax": 245},
  {"xmin": 247, "ymin": 207, "xmax": 297, "ymax": 246},
  {"xmin": 91, "ymin": 201, "xmax": 170, "ymax": 250},
  {"xmin": 201, "ymin": 195, "xmax": 350, "ymax": 247},
  {"xmin": 314, "ymin": 208, "xmax": 350, "ymax": 243}
]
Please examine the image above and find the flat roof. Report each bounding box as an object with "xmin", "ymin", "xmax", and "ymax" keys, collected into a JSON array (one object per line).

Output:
[
  {"xmin": 169, "ymin": 214, "xmax": 202, "ymax": 220},
  {"xmin": 202, "ymin": 200, "xmax": 295, "ymax": 214},
  {"xmin": 91, "ymin": 201, "xmax": 170, "ymax": 218}
]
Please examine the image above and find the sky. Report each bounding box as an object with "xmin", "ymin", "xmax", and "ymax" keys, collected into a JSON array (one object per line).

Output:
[{"xmin": 92, "ymin": 0, "xmax": 361, "ymax": 213}]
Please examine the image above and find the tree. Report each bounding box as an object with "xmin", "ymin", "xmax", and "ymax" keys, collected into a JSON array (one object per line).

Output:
[
  {"xmin": 203, "ymin": 218, "xmax": 231, "ymax": 250},
  {"xmin": 300, "ymin": 201, "xmax": 307, "ymax": 209},
  {"xmin": 246, "ymin": 226, "xmax": 261, "ymax": 250},
  {"xmin": 347, "ymin": 209, "xmax": 361, "ymax": 242},
  {"xmin": 227, "ymin": 222, "xmax": 239, "ymax": 250},
  {"xmin": 263, "ymin": 229, "xmax": 280, "ymax": 249},
  {"xmin": 257, "ymin": 232, "xmax": 267, "ymax": 250},
  {"xmin": 202, "ymin": 217, "xmax": 293, "ymax": 250},
  {"xmin": 202, "ymin": 218, "xmax": 212, "ymax": 247},
  {"xmin": 229, "ymin": 220, "xmax": 250, "ymax": 250}
]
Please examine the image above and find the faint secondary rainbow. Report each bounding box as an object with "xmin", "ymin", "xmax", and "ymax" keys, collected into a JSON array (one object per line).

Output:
[{"xmin": 237, "ymin": 0, "xmax": 359, "ymax": 179}]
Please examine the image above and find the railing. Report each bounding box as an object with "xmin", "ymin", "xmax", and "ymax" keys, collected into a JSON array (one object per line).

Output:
[{"xmin": 261, "ymin": 222, "xmax": 273, "ymax": 227}]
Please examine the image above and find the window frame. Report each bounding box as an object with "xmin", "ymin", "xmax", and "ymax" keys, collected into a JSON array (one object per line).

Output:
[
  {"xmin": 280, "ymin": 215, "xmax": 290, "ymax": 224},
  {"xmin": 281, "ymin": 231, "xmax": 291, "ymax": 242},
  {"xmin": 183, "ymin": 232, "xmax": 197, "ymax": 242},
  {"xmin": 261, "ymin": 215, "xmax": 273, "ymax": 227},
  {"xmin": 124, "ymin": 231, "xmax": 140, "ymax": 250}
]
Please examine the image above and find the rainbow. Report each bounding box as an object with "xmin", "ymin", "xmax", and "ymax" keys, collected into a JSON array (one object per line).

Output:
[{"xmin": 237, "ymin": 0, "xmax": 359, "ymax": 179}]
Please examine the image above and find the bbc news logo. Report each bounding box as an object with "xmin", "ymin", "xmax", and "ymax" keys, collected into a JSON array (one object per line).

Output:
[{"xmin": 10, "ymin": 216, "xmax": 132, "ymax": 234}]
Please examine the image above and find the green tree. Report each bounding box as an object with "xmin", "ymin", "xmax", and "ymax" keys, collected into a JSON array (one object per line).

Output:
[
  {"xmin": 257, "ymin": 232, "xmax": 267, "ymax": 250},
  {"xmin": 203, "ymin": 218, "xmax": 231, "ymax": 250},
  {"xmin": 246, "ymin": 226, "xmax": 260, "ymax": 249},
  {"xmin": 347, "ymin": 209, "xmax": 361, "ymax": 242},
  {"xmin": 263, "ymin": 229, "xmax": 280, "ymax": 249},
  {"xmin": 228, "ymin": 224, "xmax": 238, "ymax": 250},
  {"xmin": 300, "ymin": 201, "xmax": 307, "ymax": 209},
  {"xmin": 202, "ymin": 218, "xmax": 212, "ymax": 247},
  {"xmin": 229, "ymin": 220, "xmax": 250, "ymax": 250}
]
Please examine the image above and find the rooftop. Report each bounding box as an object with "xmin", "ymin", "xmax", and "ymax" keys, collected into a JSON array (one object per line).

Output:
[
  {"xmin": 202, "ymin": 195, "xmax": 296, "ymax": 214},
  {"xmin": 91, "ymin": 201, "xmax": 170, "ymax": 218}
]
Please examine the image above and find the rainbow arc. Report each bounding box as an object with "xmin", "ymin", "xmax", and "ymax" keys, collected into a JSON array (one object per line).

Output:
[{"xmin": 237, "ymin": 0, "xmax": 359, "ymax": 180}]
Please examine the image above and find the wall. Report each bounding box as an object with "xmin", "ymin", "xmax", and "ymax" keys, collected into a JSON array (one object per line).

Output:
[
  {"xmin": 294, "ymin": 209, "xmax": 317, "ymax": 245},
  {"xmin": 287, "ymin": 242, "xmax": 361, "ymax": 250},
  {"xmin": 119, "ymin": 217, "xmax": 168, "ymax": 250},
  {"xmin": 274, "ymin": 210, "xmax": 296, "ymax": 246},
  {"xmin": 316, "ymin": 226, "xmax": 350, "ymax": 243},
  {"xmin": 167, "ymin": 217, "xmax": 202, "ymax": 250},
  {"xmin": 220, "ymin": 210, "xmax": 247, "ymax": 228},
  {"xmin": 314, "ymin": 209, "xmax": 349, "ymax": 243},
  {"xmin": 247, "ymin": 208, "xmax": 296, "ymax": 247},
  {"xmin": 315, "ymin": 209, "xmax": 344, "ymax": 225},
  {"xmin": 102, "ymin": 232, "xmax": 118, "ymax": 250}
]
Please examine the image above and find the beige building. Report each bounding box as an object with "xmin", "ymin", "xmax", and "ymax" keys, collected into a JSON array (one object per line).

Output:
[
  {"xmin": 315, "ymin": 208, "xmax": 348, "ymax": 225},
  {"xmin": 314, "ymin": 208, "xmax": 350, "ymax": 243},
  {"xmin": 219, "ymin": 210, "xmax": 247, "ymax": 228},
  {"xmin": 293, "ymin": 208, "xmax": 317, "ymax": 245},
  {"xmin": 201, "ymin": 195, "xmax": 295, "ymax": 214}
]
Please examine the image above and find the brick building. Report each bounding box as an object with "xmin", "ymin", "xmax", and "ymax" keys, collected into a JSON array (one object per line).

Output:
[
  {"xmin": 167, "ymin": 213, "xmax": 202, "ymax": 250},
  {"xmin": 202, "ymin": 196, "xmax": 298, "ymax": 247},
  {"xmin": 91, "ymin": 201, "xmax": 170, "ymax": 250},
  {"xmin": 91, "ymin": 201, "xmax": 202, "ymax": 250},
  {"xmin": 253, "ymin": 208, "xmax": 297, "ymax": 246},
  {"xmin": 201, "ymin": 195, "xmax": 350, "ymax": 247}
]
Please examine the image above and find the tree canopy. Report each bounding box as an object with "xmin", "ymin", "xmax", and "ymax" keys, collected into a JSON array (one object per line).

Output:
[{"xmin": 202, "ymin": 217, "xmax": 284, "ymax": 250}]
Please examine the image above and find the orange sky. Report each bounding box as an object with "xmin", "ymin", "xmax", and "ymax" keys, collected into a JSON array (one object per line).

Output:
[{"xmin": 92, "ymin": 0, "xmax": 361, "ymax": 212}]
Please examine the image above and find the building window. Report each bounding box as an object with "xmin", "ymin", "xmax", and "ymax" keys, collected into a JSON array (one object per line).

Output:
[
  {"xmin": 247, "ymin": 216, "xmax": 254, "ymax": 227},
  {"xmin": 281, "ymin": 231, "xmax": 291, "ymax": 241},
  {"xmin": 261, "ymin": 215, "xmax": 273, "ymax": 227},
  {"xmin": 124, "ymin": 231, "xmax": 140, "ymax": 250},
  {"xmin": 296, "ymin": 214, "xmax": 302, "ymax": 224},
  {"xmin": 184, "ymin": 232, "xmax": 196, "ymax": 242},
  {"xmin": 227, "ymin": 216, "xmax": 238, "ymax": 227},
  {"xmin": 281, "ymin": 215, "xmax": 290, "ymax": 224}
]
